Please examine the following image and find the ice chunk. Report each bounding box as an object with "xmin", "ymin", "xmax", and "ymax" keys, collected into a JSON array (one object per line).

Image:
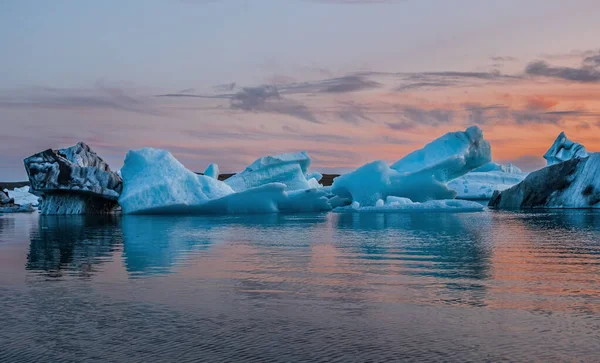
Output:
[
  {"xmin": 0, "ymin": 190, "xmax": 35, "ymax": 213},
  {"xmin": 331, "ymin": 127, "xmax": 491, "ymax": 206},
  {"xmin": 307, "ymin": 177, "xmax": 322, "ymax": 189},
  {"xmin": 24, "ymin": 142, "xmax": 122, "ymax": 200},
  {"xmin": 332, "ymin": 161, "xmax": 400, "ymax": 206},
  {"xmin": 24, "ymin": 142, "xmax": 122, "ymax": 214},
  {"xmin": 473, "ymin": 162, "xmax": 522, "ymax": 174},
  {"xmin": 448, "ymin": 161, "xmax": 527, "ymax": 200},
  {"xmin": 307, "ymin": 171, "xmax": 323, "ymax": 182},
  {"xmin": 245, "ymin": 152, "xmax": 311, "ymax": 174},
  {"xmin": 331, "ymin": 160, "xmax": 458, "ymax": 206},
  {"xmin": 543, "ymin": 131, "xmax": 588, "ymax": 166},
  {"xmin": 391, "ymin": 126, "xmax": 491, "ymax": 182},
  {"xmin": 119, "ymin": 148, "xmax": 331, "ymax": 214},
  {"xmin": 3, "ymin": 186, "xmax": 40, "ymax": 207},
  {"xmin": 0, "ymin": 191, "xmax": 11, "ymax": 205},
  {"xmin": 448, "ymin": 171, "xmax": 526, "ymax": 200},
  {"xmin": 0, "ymin": 204, "xmax": 35, "ymax": 213},
  {"xmin": 119, "ymin": 148, "xmax": 234, "ymax": 214},
  {"xmin": 335, "ymin": 196, "xmax": 484, "ymax": 213},
  {"xmin": 225, "ymin": 152, "xmax": 314, "ymax": 192},
  {"xmin": 38, "ymin": 194, "xmax": 116, "ymax": 214},
  {"xmin": 204, "ymin": 163, "xmax": 219, "ymax": 179},
  {"xmin": 279, "ymin": 188, "xmax": 331, "ymax": 212},
  {"xmin": 489, "ymin": 153, "xmax": 600, "ymax": 209},
  {"xmin": 328, "ymin": 195, "xmax": 352, "ymax": 209}
]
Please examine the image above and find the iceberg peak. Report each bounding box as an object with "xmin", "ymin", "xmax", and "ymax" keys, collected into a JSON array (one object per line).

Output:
[
  {"xmin": 543, "ymin": 131, "xmax": 588, "ymax": 166},
  {"xmin": 204, "ymin": 163, "xmax": 220, "ymax": 179},
  {"xmin": 391, "ymin": 125, "xmax": 491, "ymax": 181}
]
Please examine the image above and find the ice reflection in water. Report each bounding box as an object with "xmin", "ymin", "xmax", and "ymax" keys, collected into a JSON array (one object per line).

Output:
[{"xmin": 1, "ymin": 210, "xmax": 600, "ymax": 362}]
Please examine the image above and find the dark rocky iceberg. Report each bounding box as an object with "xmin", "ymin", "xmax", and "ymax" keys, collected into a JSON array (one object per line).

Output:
[
  {"xmin": 0, "ymin": 190, "xmax": 35, "ymax": 213},
  {"xmin": 24, "ymin": 142, "xmax": 123, "ymax": 214},
  {"xmin": 489, "ymin": 154, "xmax": 600, "ymax": 209}
]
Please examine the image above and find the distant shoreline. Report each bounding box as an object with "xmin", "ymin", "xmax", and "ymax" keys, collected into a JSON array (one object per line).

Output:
[
  {"xmin": 0, "ymin": 181, "xmax": 30, "ymax": 190},
  {"xmin": 0, "ymin": 174, "xmax": 340, "ymax": 190}
]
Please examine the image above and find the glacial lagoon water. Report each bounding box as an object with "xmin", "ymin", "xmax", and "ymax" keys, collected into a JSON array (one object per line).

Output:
[{"xmin": 1, "ymin": 210, "xmax": 600, "ymax": 362}]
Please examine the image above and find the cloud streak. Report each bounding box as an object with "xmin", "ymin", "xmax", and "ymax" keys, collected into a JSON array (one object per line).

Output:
[
  {"xmin": 0, "ymin": 85, "xmax": 161, "ymax": 116},
  {"xmin": 230, "ymin": 86, "xmax": 320, "ymax": 123},
  {"xmin": 279, "ymin": 75, "xmax": 381, "ymax": 94},
  {"xmin": 525, "ymin": 61, "xmax": 600, "ymax": 83}
]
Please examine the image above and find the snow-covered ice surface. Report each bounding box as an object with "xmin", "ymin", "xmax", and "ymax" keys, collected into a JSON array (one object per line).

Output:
[
  {"xmin": 225, "ymin": 152, "xmax": 316, "ymax": 192},
  {"xmin": 544, "ymin": 132, "xmax": 588, "ymax": 166},
  {"xmin": 448, "ymin": 162, "xmax": 527, "ymax": 200},
  {"xmin": 3, "ymin": 186, "xmax": 40, "ymax": 207},
  {"xmin": 334, "ymin": 196, "xmax": 484, "ymax": 213},
  {"xmin": 118, "ymin": 148, "xmax": 331, "ymax": 215},
  {"xmin": 489, "ymin": 153, "xmax": 600, "ymax": 209},
  {"xmin": 332, "ymin": 127, "xmax": 491, "ymax": 206}
]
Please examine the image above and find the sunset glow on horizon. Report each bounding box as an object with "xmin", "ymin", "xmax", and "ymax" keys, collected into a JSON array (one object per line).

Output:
[{"xmin": 2, "ymin": 0, "xmax": 600, "ymax": 180}]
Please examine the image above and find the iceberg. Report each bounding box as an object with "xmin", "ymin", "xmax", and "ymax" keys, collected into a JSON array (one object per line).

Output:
[
  {"xmin": 334, "ymin": 196, "xmax": 484, "ymax": 213},
  {"xmin": 448, "ymin": 171, "xmax": 526, "ymax": 200},
  {"xmin": 331, "ymin": 126, "xmax": 491, "ymax": 206},
  {"xmin": 203, "ymin": 163, "xmax": 219, "ymax": 179},
  {"xmin": 544, "ymin": 132, "xmax": 588, "ymax": 166},
  {"xmin": 224, "ymin": 152, "xmax": 316, "ymax": 192},
  {"xmin": 472, "ymin": 162, "xmax": 522, "ymax": 173},
  {"xmin": 24, "ymin": 142, "xmax": 122, "ymax": 214},
  {"xmin": 331, "ymin": 161, "xmax": 457, "ymax": 206},
  {"xmin": 3, "ymin": 186, "xmax": 40, "ymax": 207},
  {"xmin": 118, "ymin": 148, "xmax": 331, "ymax": 215},
  {"xmin": 448, "ymin": 162, "xmax": 526, "ymax": 200},
  {"xmin": 0, "ymin": 203, "xmax": 35, "ymax": 213},
  {"xmin": 391, "ymin": 126, "xmax": 491, "ymax": 181},
  {"xmin": 0, "ymin": 190, "xmax": 35, "ymax": 213},
  {"xmin": 307, "ymin": 171, "xmax": 323, "ymax": 182},
  {"xmin": 489, "ymin": 153, "xmax": 600, "ymax": 209}
]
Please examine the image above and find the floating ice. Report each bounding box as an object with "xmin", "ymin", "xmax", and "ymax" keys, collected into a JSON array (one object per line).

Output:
[
  {"xmin": 448, "ymin": 171, "xmax": 526, "ymax": 200},
  {"xmin": 118, "ymin": 148, "xmax": 330, "ymax": 214},
  {"xmin": 225, "ymin": 152, "xmax": 317, "ymax": 192},
  {"xmin": 3, "ymin": 186, "xmax": 40, "ymax": 207},
  {"xmin": 448, "ymin": 162, "xmax": 526, "ymax": 200},
  {"xmin": 334, "ymin": 196, "xmax": 484, "ymax": 213},
  {"xmin": 0, "ymin": 190, "xmax": 35, "ymax": 213},
  {"xmin": 24, "ymin": 142, "xmax": 122, "ymax": 214},
  {"xmin": 490, "ymin": 153, "xmax": 600, "ymax": 209},
  {"xmin": 544, "ymin": 132, "xmax": 588, "ymax": 166},
  {"xmin": 332, "ymin": 127, "xmax": 491, "ymax": 206},
  {"xmin": 472, "ymin": 162, "xmax": 522, "ymax": 174},
  {"xmin": 0, "ymin": 204, "xmax": 35, "ymax": 213},
  {"xmin": 391, "ymin": 126, "xmax": 491, "ymax": 181}
]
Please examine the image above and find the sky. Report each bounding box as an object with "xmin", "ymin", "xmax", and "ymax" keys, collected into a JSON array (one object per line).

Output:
[{"xmin": 2, "ymin": 0, "xmax": 600, "ymax": 180}]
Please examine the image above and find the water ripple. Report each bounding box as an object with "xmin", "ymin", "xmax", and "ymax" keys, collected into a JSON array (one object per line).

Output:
[{"xmin": 1, "ymin": 211, "xmax": 600, "ymax": 361}]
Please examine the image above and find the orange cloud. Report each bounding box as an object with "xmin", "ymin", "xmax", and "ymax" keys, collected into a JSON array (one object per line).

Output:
[{"xmin": 524, "ymin": 96, "xmax": 559, "ymax": 110}]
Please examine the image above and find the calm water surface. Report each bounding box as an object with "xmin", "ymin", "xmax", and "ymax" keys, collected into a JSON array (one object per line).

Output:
[{"xmin": 1, "ymin": 210, "xmax": 600, "ymax": 362}]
